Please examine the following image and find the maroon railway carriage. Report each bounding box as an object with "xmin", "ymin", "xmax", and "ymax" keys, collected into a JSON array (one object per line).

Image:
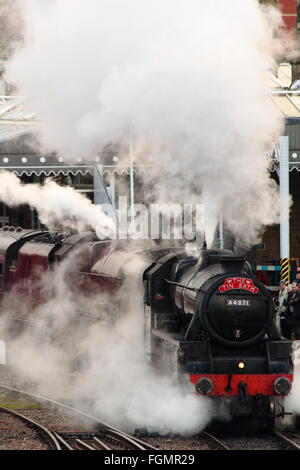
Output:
[
  {"xmin": 0, "ymin": 229, "xmax": 110, "ymax": 297},
  {"xmin": 0, "ymin": 227, "xmax": 294, "ymax": 427}
]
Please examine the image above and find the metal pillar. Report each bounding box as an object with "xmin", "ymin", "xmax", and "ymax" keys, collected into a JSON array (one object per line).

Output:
[
  {"xmin": 0, "ymin": 340, "xmax": 6, "ymax": 365},
  {"xmin": 129, "ymin": 129, "xmax": 135, "ymax": 226},
  {"xmin": 110, "ymin": 172, "xmax": 116, "ymax": 209},
  {"xmin": 219, "ymin": 215, "xmax": 224, "ymax": 250},
  {"xmin": 93, "ymin": 165, "xmax": 118, "ymax": 226},
  {"xmin": 279, "ymin": 136, "xmax": 290, "ymax": 284},
  {"xmin": 93, "ymin": 165, "xmax": 104, "ymax": 205}
]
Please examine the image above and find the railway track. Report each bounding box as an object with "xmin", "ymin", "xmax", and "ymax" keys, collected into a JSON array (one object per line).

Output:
[
  {"xmin": 201, "ymin": 429, "xmax": 300, "ymax": 451},
  {"xmin": 0, "ymin": 405, "xmax": 61, "ymax": 450},
  {"xmin": 272, "ymin": 431, "xmax": 300, "ymax": 451},
  {"xmin": 201, "ymin": 431, "xmax": 231, "ymax": 450},
  {"xmin": 3, "ymin": 383, "xmax": 300, "ymax": 451},
  {"xmin": 0, "ymin": 383, "xmax": 157, "ymax": 451},
  {"xmin": 52, "ymin": 429, "xmax": 152, "ymax": 450}
]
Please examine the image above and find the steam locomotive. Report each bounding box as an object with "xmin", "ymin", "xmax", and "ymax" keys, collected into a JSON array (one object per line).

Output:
[{"xmin": 0, "ymin": 227, "xmax": 294, "ymax": 427}]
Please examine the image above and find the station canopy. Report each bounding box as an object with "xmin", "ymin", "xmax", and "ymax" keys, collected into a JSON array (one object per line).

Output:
[
  {"xmin": 1, "ymin": 64, "xmax": 300, "ymax": 177},
  {"xmin": 269, "ymin": 63, "xmax": 300, "ymax": 119},
  {"xmin": 0, "ymin": 97, "xmax": 95, "ymax": 177},
  {"xmin": 0, "ymin": 96, "xmax": 37, "ymax": 143}
]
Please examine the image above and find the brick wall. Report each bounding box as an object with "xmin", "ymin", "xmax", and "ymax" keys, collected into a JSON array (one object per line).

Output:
[{"xmin": 251, "ymin": 171, "xmax": 300, "ymax": 265}]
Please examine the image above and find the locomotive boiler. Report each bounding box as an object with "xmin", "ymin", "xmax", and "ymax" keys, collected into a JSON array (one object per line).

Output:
[{"xmin": 0, "ymin": 227, "xmax": 294, "ymax": 427}]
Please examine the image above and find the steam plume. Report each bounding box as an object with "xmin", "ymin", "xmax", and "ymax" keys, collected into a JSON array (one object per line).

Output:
[
  {"xmin": 0, "ymin": 171, "xmax": 114, "ymax": 237},
  {"xmin": 0, "ymin": 249, "xmax": 212, "ymax": 435},
  {"xmin": 6, "ymin": 0, "xmax": 289, "ymax": 245}
]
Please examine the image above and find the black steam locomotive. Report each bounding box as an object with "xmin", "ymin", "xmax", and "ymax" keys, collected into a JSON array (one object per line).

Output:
[
  {"xmin": 0, "ymin": 227, "xmax": 294, "ymax": 427},
  {"xmin": 143, "ymin": 246, "xmax": 293, "ymax": 425}
]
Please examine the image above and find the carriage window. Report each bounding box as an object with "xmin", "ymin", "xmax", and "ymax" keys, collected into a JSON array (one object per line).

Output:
[
  {"xmin": 0, "ymin": 264, "xmax": 2, "ymax": 275},
  {"xmin": 0, "ymin": 202, "xmax": 9, "ymax": 227},
  {"xmin": 10, "ymin": 260, "xmax": 17, "ymax": 269}
]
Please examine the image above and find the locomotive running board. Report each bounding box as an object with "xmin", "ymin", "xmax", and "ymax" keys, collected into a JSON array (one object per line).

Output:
[
  {"xmin": 151, "ymin": 329, "xmax": 180, "ymax": 346},
  {"xmin": 150, "ymin": 329, "xmax": 180, "ymax": 379},
  {"xmin": 292, "ymin": 340, "xmax": 300, "ymax": 365}
]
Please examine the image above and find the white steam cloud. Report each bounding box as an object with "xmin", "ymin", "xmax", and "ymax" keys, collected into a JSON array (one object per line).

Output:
[
  {"xmin": 0, "ymin": 171, "xmax": 114, "ymax": 237},
  {"xmin": 285, "ymin": 348, "xmax": 300, "ymax": 421},
  {"xmin": 0, "ymin": 249, "xmax": 212, "ymax": 435},
  {"xmin": 7, "ymin": 0, "xmax": 288, "ymax": 245}
]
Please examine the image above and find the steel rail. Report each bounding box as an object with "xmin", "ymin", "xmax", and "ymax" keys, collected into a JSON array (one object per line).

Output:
[
  {"xmin": 0, "ymin": 383, "xmax": 157, "ymax": 450},
  {"xmin": 202, "ymin": 431, "xmax": 231, "ymax": 450},
  {"xmin": 92, "ymin": 436, "xmax": 111, "ymax": 450},
  {"xmin": 273, "ymin": 431, "xmax": 300, "ymax": 450},
  {"xmin": 203, "ymin": 430, "xmax": 300, "ymax": 451},
  {"xmin": 75, "ymin": 438, "xmax": 96, "ymax": 450},
  {"xmin": 52, "ymin": 431, "xmax": 74, "ymax": 450},
  {"xmin": 0, "ymin": 405, "xmax": 61, "ymax": 450},
  {"xmin": 127, "ymin": 434, "xmax": 158, "ymax": 450},
  {"xmin": 107, "ymin": 429, "xmax": 147, "ymax": 450}
]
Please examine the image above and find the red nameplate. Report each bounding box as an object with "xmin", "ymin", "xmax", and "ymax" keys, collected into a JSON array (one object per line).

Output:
[{"xmin": 218, "ymin": 277, "xmax": 259, "ymax": 294}]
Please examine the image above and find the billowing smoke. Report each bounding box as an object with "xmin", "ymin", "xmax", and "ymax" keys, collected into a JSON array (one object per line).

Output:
[
  {"xmin": 6, "ymin": 0, "xmax": 289, "ymax": 245},
  {"xmin": 0, "ymin": 171, "xmax": 114, "ymax": 237},
  {"xmin": 284, "ymin": 347, "xmax": 300, "ymax": 420},
  {"xmin": 0, "ymin": 248, "xmax": 212, "ymax": 435}
]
